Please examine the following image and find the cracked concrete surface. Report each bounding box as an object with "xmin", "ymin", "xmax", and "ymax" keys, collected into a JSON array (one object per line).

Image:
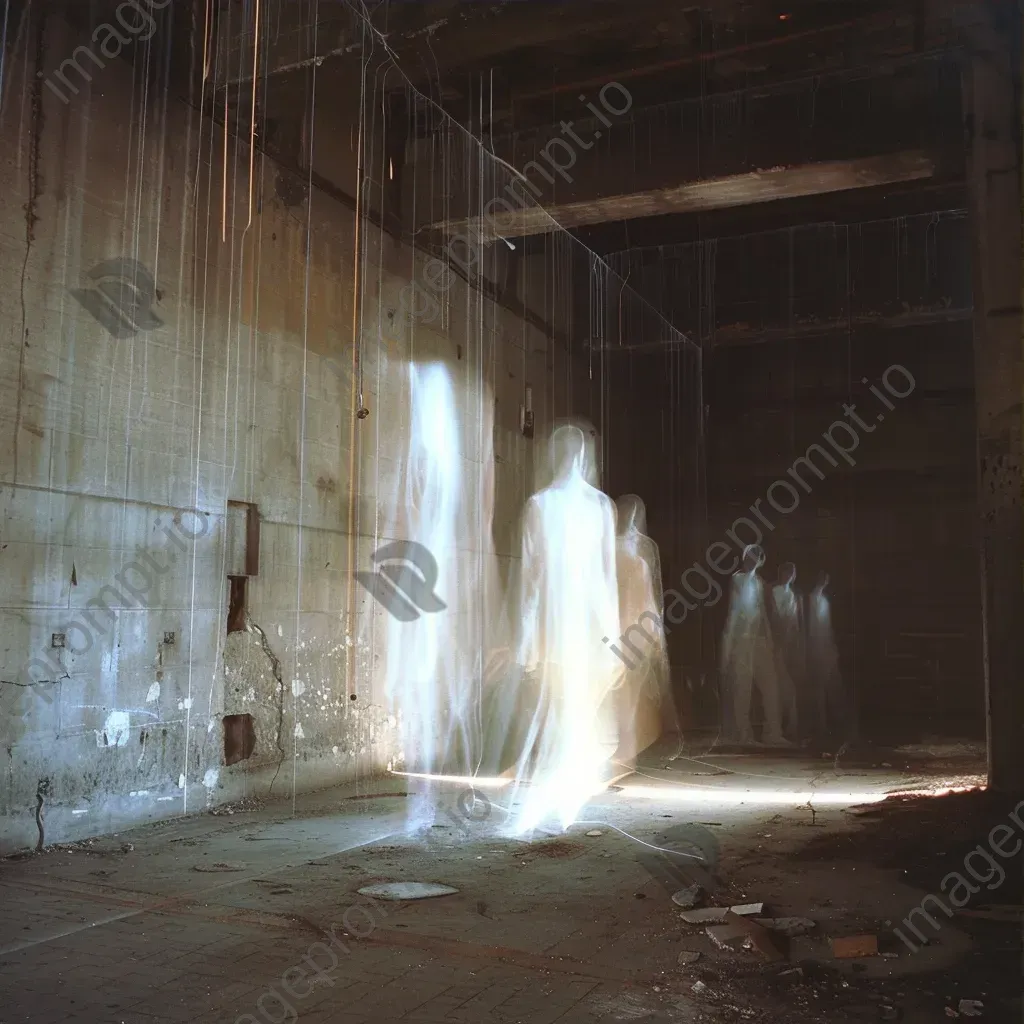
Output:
[{"xmin": 0, "ymin": 745, "xmax": 1010, "ymax": 1024}]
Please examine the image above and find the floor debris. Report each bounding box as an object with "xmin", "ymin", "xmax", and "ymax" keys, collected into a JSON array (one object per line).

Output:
[
  {"xmin": 677, "ymin": 950, "xmax": 701, "ymax": 965},
  {"xmin": 724, "ymin": 910, "xmax": 785, "ymax": 961},
  {"xmin": 357, "ymin": 881, "xmax": 459, "ymax": 900},
  {"xmin": 754, "ymin": 915, "xmax": 816, "ymax": 936},
  {"xmin": 831, "ymin": 934, "xmax": 879, "ymax": 958},
  {"xmin": 585, "ymin": 829, "xmax": 604, "ymax": 837},
  {"xmin": 957, "ymin": 999, "xmax": 983, "ymax": 1016},
  {"xmin": 670, "ymin": 884, "xmax": 705, "ymax": 909},
  {"xmin": 193, "ymin": 861, "xmax": 246, "ymax": 872},
  {"xmin": 679, "ymin": 903, "xmax": 763, "ymax": 924}
]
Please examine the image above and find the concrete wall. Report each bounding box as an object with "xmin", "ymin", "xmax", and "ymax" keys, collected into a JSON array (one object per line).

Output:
[{"xmin": 0, "ymin": 12, "xmax": 577, "ymax": 855}]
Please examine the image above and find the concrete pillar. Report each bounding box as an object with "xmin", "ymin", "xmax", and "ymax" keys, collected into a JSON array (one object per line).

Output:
[{"xmin": 963, "ymin": 2, "xmax": 1024, "ymax": 789}]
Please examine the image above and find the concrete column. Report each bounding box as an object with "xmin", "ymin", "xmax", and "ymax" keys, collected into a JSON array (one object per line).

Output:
[{"xmin": 963, "ymin": 3, "xmax": 1024, "ymax": 789}]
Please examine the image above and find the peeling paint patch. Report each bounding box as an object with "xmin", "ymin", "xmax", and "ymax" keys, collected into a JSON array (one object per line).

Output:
[
  {"xmin": 97, "ymin": 711, "xmax": 130, "ymax": 748},
  {"xmin": 177, "ymin": 697, "xmax": 193, "ymax": 710},
  {"xmin": 294, "ymin": 722, "xmax": 305, "ymax": 739},
  {"xmin": 178, "ymin": 774, "xmax": 186, "ymax": 789},
  {"xmin": 291, "ymin": 680, "xmax": 305, "ymax": 697},
  {"xmin": 202, "ymin": 768, "xmax": 219, "ymax": 789},
  {"xmin": 72, "ymin": 808, "xmax": 89, "ymax": 816},
  {"xmin": 129, "ymin": 790, "xmax": 150, "ymax": 798},
  {"xmin": 146, "ymin": 682, "xmax": 160, "ymax": 702},
  {"xmin": 277, "ymin": 624, "xmax": 283, "ymax": 637}
]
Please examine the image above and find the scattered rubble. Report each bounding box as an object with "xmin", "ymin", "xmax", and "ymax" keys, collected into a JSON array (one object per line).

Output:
[{"xmin": 677, "ymin": 950, "xmax": 702, "ymax": 965}]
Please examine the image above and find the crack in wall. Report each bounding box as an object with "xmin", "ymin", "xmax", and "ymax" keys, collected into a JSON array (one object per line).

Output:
[
  {"xmin": 34, "ymin": 777, "xmax": 50, "ymax": 852},
  {"xmin": 13, "ymin": 6, "xmax": 45, "ymax": 485},
  {"xmin": 245, "ymin": 616, "xmax": 287, "ymax": 793}
]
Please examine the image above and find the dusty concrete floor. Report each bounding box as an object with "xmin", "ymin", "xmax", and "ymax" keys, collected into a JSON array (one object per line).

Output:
[{"xmin": 0, "ymin": 741, "xmax": 1013, "ymax": 1024}]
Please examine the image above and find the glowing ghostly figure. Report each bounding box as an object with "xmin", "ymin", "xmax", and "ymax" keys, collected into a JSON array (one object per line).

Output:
[
  {"xmin": 506, "ymin": 424, "xmax": 621, "ymax": 834},
  {"xmin": 611, "ymin": 494, "xmax": 670, "ymax": 766},
  {"xmin": 769, "ymin": 562, "xmax": 803, "ymax": 742},
  {"xmin": 381, "ymin": 360, "xmax": 494, "ymax": 827},
  {"xmin": 808, "ymin": 571, "xmax": 846, "ymax": 743},
  {"xmin": 720, "ymin": 545, "xmax": 787, "ymax": 747}
]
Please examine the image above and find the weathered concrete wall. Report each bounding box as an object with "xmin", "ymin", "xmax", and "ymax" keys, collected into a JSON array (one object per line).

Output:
[{"xmin": 0, "ymin": 12, "xmax": 574, "ymax": 854}]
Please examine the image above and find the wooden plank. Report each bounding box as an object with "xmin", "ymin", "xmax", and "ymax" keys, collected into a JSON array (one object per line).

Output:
[{"xmin": 434, "ymin": 152, "xmax": 938, "ymax": 241}]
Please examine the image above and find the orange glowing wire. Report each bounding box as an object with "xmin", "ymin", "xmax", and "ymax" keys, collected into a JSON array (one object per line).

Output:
[{"xmin": 247, "ymin": 0, "xmax": 260, "ymax": 230}]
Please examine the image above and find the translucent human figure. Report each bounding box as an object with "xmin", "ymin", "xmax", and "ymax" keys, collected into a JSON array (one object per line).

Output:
[
  {"xmin": 612, "ymin": 494, "xmax": 671, "ymax": 766},
  {"xmin": 381, "ymin": 360, "xmax": 491, "ymax": 829},
  {"xmin": 808, "ymin": 571, "xmax": 846, "ymax": 745},
  {"xmin": 720, "ymin": 545, "xmax": 787, "ymax": 747},
  {"xmin": 769, "ymin": 562, "xmax": 803, "ymax": 743},
  {"xmin": 506, "ymin": 424, "xmax": 621, "ymax": 835}
]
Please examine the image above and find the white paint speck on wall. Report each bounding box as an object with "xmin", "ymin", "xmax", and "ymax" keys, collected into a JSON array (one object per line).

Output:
[
  {"xmin": 146, "ymin": 682, "xmax": 160, "ymax": 703},
  {"xmin": 202, "ymin": 768, "xmax": 219, "ymax": 789},
  {"xmin": 291, "ymin": 680, "xmax": 305, "ymax": 696},
  {"xmin": 178, "ymin": 774, "xmax": 186, "ymax": 789},
  {"xmin": 294, "ymin": 722, "xmax": 305, "ymax": 739}
]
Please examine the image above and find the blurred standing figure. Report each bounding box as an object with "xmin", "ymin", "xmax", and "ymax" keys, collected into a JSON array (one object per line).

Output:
[
  {"xmin": 808, "ymin": 571, "xmax": 846, "ymax": 744},
  {"xmin": 769, "ymin": 562, "xmax": 803, "ymax": 743},
  {"xmin": 612, "ymin": 495, "xmax": 672, "ymax": 767},
  {"xmin": 720, "ymin": 545, "xmax": 787, "ymax": 747},
  {"xmin": 508, "ymin": 424, "xmax": 621, "ymax": 834}
]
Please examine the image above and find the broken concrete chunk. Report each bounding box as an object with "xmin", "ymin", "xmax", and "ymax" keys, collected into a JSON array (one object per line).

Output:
[
  {"xmin": 730, "ymin": 902, "xmax": 765, "ymax": 916},
  {"xmin": 691, "ymin": 981, "xmax": 707, "ymax": 996},
  {"xmin": 357, "ymin": 882, "xmax": 459, "ymax": 900},
  {"xmin": 681, "ymin": 907, "xmax": 729, "ymax": 924},
  {"xmin": 724, "ymin": 911, "xmax": 785, "ymax": 962},
  {"xmin": 707, "ymin": 923, "xmax": 748, "ymax": 949},
  {"xmin": 957, "ymin": 999, "xmax": 983, "ymax": 1017},
  {"xmin": 754, "ymin": 916, "xmax": 816, "ymax": 936},
  {"xmin": 831, "ymin": 934, "xmax": 879, "ymax": 959},
  {"xmin": 677, "ymin": 950, "xmax": 701, "ymax": 965},
  {"xmin": 680, "ymin": 903, "xmax": 763, "ymax": 924},
  {"xmin": 671, "ymin": 884, "xmax": 705, "ymax": 909}
]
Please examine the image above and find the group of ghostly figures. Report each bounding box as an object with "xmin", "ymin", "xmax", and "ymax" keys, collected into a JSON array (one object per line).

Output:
[
  {"xmin": 377, "ymin": 362, "xmax": 846, "ymax": 835},
  {"xmin": 721, "ymin": 544, "xmax": 848, "ymax": 749}
]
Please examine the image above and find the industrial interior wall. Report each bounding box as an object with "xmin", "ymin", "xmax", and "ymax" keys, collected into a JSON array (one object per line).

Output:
[{"xmin": 0, "ymin": 15, "xmax": 571, "ymax": 855}]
